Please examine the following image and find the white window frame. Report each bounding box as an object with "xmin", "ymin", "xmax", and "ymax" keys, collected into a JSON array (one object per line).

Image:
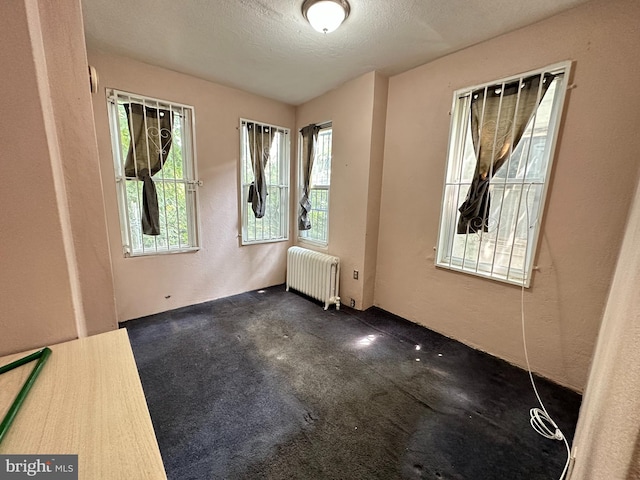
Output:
[
  {"xmin": 239, "ymin": 119, "xmax": 290, "ymax": 245},
  {"xmin": 107, "ymin": 89, "xmax": 201, "ymax": 257},
  {"xmin": 298, "ymin": 123, "xmax": 332, "ymax": 247},
  {"xmin": 435, "ymin": 61, "xmax": 571, "ymax": 287}
]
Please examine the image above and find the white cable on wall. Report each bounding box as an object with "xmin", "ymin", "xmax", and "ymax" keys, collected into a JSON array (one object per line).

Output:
[{"xmin": 522, "ymin": 183, "xmax": 571, "ymax": 480}]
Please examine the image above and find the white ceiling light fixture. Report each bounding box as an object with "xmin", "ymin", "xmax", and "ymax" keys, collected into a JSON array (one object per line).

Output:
[{"xmin": 302, "ymin": 0, "xmax": 350, "ymax": 34}]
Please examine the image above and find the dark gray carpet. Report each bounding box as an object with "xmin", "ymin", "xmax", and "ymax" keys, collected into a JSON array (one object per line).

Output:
[{"xmin": 123, "ymin": 285, "xmax": 581, "ymax": 480}]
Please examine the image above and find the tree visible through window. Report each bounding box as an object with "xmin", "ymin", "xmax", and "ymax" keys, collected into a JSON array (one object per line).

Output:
[
  {"xmin": 107, "ymin": 90, "xmax": 200, "ymax": 257},
  {"xmin": 299, "ymin": 125, "xmax": 332, "ymax": 245},
  {"xmin": 436, "ymin": 62, "xmax": 570, "ymax": 286}
]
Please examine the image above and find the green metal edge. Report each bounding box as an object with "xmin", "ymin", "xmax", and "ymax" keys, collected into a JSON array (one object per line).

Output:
[{"xmin": 0, "ymin": 347, "xmax": 52, "ymax": 446}]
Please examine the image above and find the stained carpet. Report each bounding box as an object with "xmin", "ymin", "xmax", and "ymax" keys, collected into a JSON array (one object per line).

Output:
[{"xmin": 123, "ymin": 285, "xmax": 581, "ymax": 480}]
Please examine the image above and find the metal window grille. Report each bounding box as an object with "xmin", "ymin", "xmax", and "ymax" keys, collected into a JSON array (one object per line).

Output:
[
  {"xmin": 299, "ymin": 125, "xmax": 332, "ymax": 245},
  {"xmin": 240, "ymin": 119, "xmax": 290, "ymax": 245},
  {"xmin": 436, "ymin": 62, "xmax": 571, "ymax": 286},
  {"xmin": 107, "ymin": 89, "xmax": 200, "ymax": 257}
]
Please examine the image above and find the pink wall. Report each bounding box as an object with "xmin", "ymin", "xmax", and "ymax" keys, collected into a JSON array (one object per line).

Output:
[
  {"xmin": 375, "ymin": 0, "xmax": 640, "ymax": 390},
  {"xmin": 89, "ymin": 52, "xmax": 296, "ymax": 321},
  {"xmin": 296, "ymin": 72, "xmax": 388, "ymax": 310},
  {"xmin": 37, "ymin": 0, "xmax": 116, "ymax": 336},
  {"xmin": 0, "ymin": 0, "xmax": 116, "ymax": 356}
]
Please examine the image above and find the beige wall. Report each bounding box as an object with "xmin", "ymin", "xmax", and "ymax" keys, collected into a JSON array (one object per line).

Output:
[
  {"xmin": 89, "ymin": 51, "xmax": 296, "ymax": 321},
  {"xmin": 375, "ymin": 0, "xmax": 640, "ymax": 390},
  {"xmin": 296, "ymin": 72, "xmax": 388, "ymax": 310},
  {"xmin": 570, "ymin": 180, "xmax": 640, "ymax": 479},
  {"xmin": 363, "ymin": 73, "xmax": 388, "ymax": 309},
  {"xmin": 0, "ymin": 0, "xmax": 116, "ymax": 356}
]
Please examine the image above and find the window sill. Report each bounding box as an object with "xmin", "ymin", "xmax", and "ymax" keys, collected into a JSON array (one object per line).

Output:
[
  {"xmin": 297, "ymin": 237, "xmax": 329, "ymax": 250},
  {"xmin": 241, "ymin": 237, "xmax": 289, "ymax": 246},
  {"xmin": 125, "ymin": 247, "xmax": 200, "ymax": 258},
  {"xmin": 435, "ymin": 262, "xmax": 529, "ymax": 287}
]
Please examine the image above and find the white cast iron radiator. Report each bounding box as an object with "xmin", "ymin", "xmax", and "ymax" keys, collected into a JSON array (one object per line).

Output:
[{"xmin": 286, "ymin": 246, "xmax": 341, "ymax": 310}]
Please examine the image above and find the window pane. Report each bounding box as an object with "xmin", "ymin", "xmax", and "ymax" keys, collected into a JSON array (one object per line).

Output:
[
  {"xmin": 436, "ymin": 65, "xmax": 568, "ymax": 286},
  {"xmin": 459, "ymin": 122, "xmax": 477, "ymax": 183},
  {"xmin": 125, "ymin": 180, "xmax": 143, "ymax": 252},
  {"xmin": 313, "ymin": 129, "xmax": 332, "ymax": 186},
  {"xmin": 493, "ymin": 79, "xmax": 558, "ymax": 182},
  {"xmin": 299, "ymin": 125, "xmax": 332, "ymax": 245},
  {"xmin": 240, "ymin": 121, "xmax": 290, "ymax": 244},
  {"xmin": 128, "ymin": 180, "xmax": 189, "ymax": 252},
  {"xmin": 109, "ymin": 91, "xmax": 199, "ymax": 256},
  {"xmin": 155, "ymin": 115, "xmax": 184, "ymax": 180},
  {"xmin": 300, "ymin": 188, "xmax": 329, "ymax": 244}
]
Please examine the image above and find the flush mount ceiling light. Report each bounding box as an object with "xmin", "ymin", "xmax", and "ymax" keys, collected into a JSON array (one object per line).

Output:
[{"xmin": 302, "ymin": 0, "xmax": 350, "ymax": 34}]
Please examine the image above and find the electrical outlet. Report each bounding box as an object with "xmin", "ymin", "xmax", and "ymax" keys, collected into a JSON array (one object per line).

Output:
[
  {"xmin": 350, "ymin": 298, "xmax": 356, "ymax": 308},
  {"xmin": 353, "ymin": 270, "xmax": 359, "ymax": 280}
]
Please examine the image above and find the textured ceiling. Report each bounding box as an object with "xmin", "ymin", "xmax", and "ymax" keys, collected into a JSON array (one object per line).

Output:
[{"xmin": 82, "ymin": 0, "xmax": 590, "ymax": 105}]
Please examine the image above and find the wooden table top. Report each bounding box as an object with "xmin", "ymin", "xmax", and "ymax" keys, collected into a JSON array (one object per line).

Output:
[{"xmin": 0, "ymin": 329, "xmax": 167, "ymax": 479}]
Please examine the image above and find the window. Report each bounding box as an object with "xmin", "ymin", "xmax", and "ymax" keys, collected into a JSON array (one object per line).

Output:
[
  {"xmin": 436, "ymin": 62, "xmax": 570, "ymax": 286},
  {"xmin": 107, "ymin": 90, "xmax": 200, "ymax": 257},
  {"xmin": 239, "ymin": 119, "xmax": 290, "ymax": 245},
  {"xmin": 298, "ymin": 124, "xmax": 332, "ymax": 245}
]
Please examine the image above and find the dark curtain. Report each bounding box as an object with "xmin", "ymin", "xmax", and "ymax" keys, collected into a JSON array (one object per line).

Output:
[
  {"xmin": 124, "ymin": 103, "xmax": 173, "ymax": 235},
  {"xmin": 298, "ymin": 124, "xmax": 320, "ymax": 230},
  {"xmin": 457, "ymin": 73, "xmax": 555, "ymax": 234},
  {"xmin": 247, "ymin": 123, "xmax": 276, "ymax": 218}
]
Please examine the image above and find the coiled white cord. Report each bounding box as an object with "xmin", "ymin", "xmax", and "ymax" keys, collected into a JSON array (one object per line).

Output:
[
  {"xmin": 522, "ymin": 183, "xmax": 571, "ymax": 480},
  {"xmin": 521, "ymin": 282, "xmax": 571, "ymax": 479}
]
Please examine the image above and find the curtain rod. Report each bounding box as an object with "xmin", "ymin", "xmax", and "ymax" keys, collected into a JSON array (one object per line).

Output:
[
  {"xmin": 108, "ymin": 89, "xmax": 194, "ymax": 111},
  {"xmin": 455, "ymin": 61, "xmax": 571, "ymax": 99},
  {"xmin": 240, "ymin": 118, "xmax": 290, "ymax": 133}
]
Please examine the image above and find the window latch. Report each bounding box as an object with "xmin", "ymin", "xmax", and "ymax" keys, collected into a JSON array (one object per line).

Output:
[{"xmin": 187, "ymin": 180, "xmax": 203, "ymax": 192}]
